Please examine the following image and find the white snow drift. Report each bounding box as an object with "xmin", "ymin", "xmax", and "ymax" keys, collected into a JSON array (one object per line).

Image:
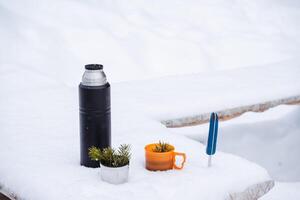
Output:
[{"xmin": 1, "ymin": 0, "xmax": 300, "ymax": 199}]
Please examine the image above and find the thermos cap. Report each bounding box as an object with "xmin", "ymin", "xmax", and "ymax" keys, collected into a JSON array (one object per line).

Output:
[
  {"xmin": 85, "ymin": 64, "xmax": 103, "ymax": 70},
  {"xmin": 82, "ymin": 64, "xmax": 107, "ymax": 86}
]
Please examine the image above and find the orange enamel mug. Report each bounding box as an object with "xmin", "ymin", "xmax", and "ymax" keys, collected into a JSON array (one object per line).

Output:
[{"xmin": 145, "ymin": 144, "xmax": 186, "ymax": 171}]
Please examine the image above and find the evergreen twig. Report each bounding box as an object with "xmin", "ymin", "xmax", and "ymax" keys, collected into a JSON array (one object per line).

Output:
[
  {"xmin": 88, "ymin": 144, "xmax": 131, "ymax": 167},
  {"xmin": 152, "ymin": 141, "xmax": 174, "ymax": 152}
]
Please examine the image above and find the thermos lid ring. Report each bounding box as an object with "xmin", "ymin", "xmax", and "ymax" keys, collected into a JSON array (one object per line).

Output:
[{"xmin": 85, "ymin": 64, "xmax": 103, "ymax": 70}]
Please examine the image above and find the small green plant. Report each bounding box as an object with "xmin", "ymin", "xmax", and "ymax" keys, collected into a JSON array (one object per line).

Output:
[
  {"xmin": 152, "ymin": 141, "xmax": 174, "ymax": 153},
  {"xmin": 88, "ymin": 144, "xmax": 131, "ymax": 167}
]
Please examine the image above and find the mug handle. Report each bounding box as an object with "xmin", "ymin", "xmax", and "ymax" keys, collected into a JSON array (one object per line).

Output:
[{"xmin": 173, "ymin": 152, "xmax": 186, "ymax": 170}]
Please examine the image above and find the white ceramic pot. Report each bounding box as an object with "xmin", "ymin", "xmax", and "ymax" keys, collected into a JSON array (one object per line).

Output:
[{"xmin": 100, "ymin": 164, "xmax": 129, "ymax": 184}]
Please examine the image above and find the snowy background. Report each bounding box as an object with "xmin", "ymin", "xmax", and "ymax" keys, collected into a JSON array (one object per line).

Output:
[
  {"xmin": 1, "ymin": 0, "xmax": 300, "ymax": 199},
  {"xmin": 1, "ymin": 0, "xmax": 300, "ymax": 84}
]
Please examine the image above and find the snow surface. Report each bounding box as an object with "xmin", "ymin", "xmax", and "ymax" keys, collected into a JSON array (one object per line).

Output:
[
  {"xmin": 1, "ymin": 0, "xmax": 300, "ymax": 84},
  {"xmin": 1, "ymin": 0, "xmax": 300, "ymax": 199},
  {"xmin": 0, "ymin": 65, "xmax": 280, "ymax": 200},
  {"xmin": 113, "ymin": 60, "xmax": 300, "ymax": 121},
  {"xmin": 170, "ymin": 105, "xmax": 300, "ymax": 198},
  {"xmin": 261, "ymin": 182, "xmax": 300, "ymax": 200}
]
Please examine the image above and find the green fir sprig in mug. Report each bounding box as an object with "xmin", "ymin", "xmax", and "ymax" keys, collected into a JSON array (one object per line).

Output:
[{"xmin": 152, "ymin": 141, "xmax": 174, "ymax": 153}]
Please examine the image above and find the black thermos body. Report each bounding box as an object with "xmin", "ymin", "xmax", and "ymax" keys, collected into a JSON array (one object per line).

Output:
[{"xmin": 79, "ymin": 64, "xmax": 111, "ymax": 167}]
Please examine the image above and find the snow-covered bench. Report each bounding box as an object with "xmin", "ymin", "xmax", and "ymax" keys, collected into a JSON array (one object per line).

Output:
[
  {"xmin": 162, "ymin": 95, "xmax": 300, "ymax": 128},
  {"xmin": 0, "ymin": 62, "xmax": 299, "ymax": 200},
  {"xmin": 114, "ymin": 62, "xmax": 300, "ymax": 128}
]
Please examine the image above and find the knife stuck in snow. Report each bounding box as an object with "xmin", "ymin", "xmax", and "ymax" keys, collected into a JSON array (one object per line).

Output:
[{"xmin": 206, "ymin": 112, "xmax": 219, "ymax": 167}]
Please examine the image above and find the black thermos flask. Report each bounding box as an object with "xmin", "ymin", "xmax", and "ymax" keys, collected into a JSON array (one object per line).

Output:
[{"xmin": 79, "ymin": 64, "xmax": 111, "ymax": 167}]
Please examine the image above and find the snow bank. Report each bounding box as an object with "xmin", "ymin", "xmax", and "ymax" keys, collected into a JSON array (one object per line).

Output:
[
  {"xmin": 170, "ymin": 105, "xmax": 300, "ymax": 198},
  {"xmin": 261, "ymin": 182, "xmax": 300, "ymax": 200},
  {"xmin": 0, "ymin": 66, "xmax": 272, "ymax": 200},
  {"xmin": 1, "ymin": 0, "xmax": 300, "ymax": 84},
  {"xmin": 219, "ymin": 106, "xmax": 300, "ymax": 182},
  {"xmin": 173, "ymin": 105, "xmax": 300, "ymax": 182},
  {"xmin": 1, "ymin": 0, "xmax": 300, "ymax": 199},
  {"xmin": 114, "ymin": 59, "xmax": 300, "ymax": 121}
]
